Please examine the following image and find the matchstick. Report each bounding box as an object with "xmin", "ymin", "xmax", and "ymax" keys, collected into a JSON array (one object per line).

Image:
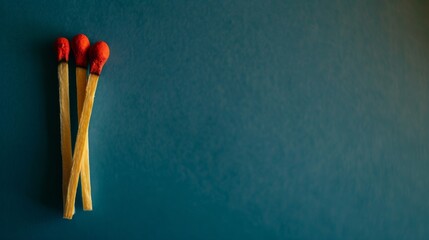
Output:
[
  {"xmin": 64, "ymin": 41, "xmax": 110, "ymax": 219},
  {"xmin": 55, "ymin": 38, "xmax": 73, "ymax": 209},
  {"xmin": 71, "ymin": 34, "xmax": 93, "ymax": 211}
]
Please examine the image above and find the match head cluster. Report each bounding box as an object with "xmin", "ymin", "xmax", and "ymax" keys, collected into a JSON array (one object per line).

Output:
[{"xmin": 55, "ymin": 34, "xmax": 110, "ymax": 74}]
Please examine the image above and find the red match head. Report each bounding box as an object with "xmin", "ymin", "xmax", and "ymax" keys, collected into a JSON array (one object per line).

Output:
[
  {"xmin": 89, "ymin": 41, "xmax": 110, "ymax": 75},
  {"xmin": 55, "ymin": 37, "xmax": 70, "ymax": 62},
  {"xmin": 71, "ymin": 34, "xmax": 90, "ymax": 67}
]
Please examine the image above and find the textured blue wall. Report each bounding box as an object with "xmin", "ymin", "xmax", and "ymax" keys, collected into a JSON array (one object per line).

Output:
[{"xmin": 2, "ymin": 0, "xmax": 429, "ymax": 239}]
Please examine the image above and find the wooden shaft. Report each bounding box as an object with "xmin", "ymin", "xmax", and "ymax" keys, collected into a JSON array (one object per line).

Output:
[
  {"xmin": 76, "ymin": 67, "xmax": 93, "ymax": 211},
  {"xmin": 64, "ymin": 74, "xmax": 99, "ymax": 219},
  {"xmin": 58, "ymin": 62, "xmax": 73, "ymax": 209}
]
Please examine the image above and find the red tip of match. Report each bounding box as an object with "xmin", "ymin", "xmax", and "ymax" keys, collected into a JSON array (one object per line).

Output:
[
  {"xmin": 55, "ymin": 37, "xmax": 70, "ymax": 62},
  {"xmin": 89, "ymin": 41, "xmax": 110, "ymax": 75},
  {"xmin": 71, "ymin": 34, "xmax": 90, "ymax": 67}
]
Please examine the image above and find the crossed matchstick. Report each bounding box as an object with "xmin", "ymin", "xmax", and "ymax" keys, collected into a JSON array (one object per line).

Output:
[{"xmin": 55, "ymin": 34, "xmax": 110, "ymax": 220}]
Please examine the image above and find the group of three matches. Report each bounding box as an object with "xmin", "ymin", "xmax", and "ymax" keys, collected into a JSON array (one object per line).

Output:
[{"xmin": 55, "ymin": 34, "xmax": 110, "ymax": 220}]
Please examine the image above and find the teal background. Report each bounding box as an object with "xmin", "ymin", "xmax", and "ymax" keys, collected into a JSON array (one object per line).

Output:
[{"xmin": 2, "ymin": 0, "xmax": 429, "ymax": 239}]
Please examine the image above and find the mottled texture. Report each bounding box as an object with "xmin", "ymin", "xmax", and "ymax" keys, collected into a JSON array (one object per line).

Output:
[
  {"xmin": 71, "ymin": 34, "xmax": 90, "ymax": 67},
  {"xmin": 2, "ymin": 0, "xmax": 429, "ymax": 239},
  {"xmin": 55, "ymin": 37, "xmax": 69, "ymax": 62},
  {"xmin": 89, "ymin": 41, "xmax": 109, "ymax": 75}
]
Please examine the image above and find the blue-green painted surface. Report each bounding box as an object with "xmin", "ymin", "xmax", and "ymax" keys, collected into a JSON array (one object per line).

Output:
[{"xmin": 2, "ymin": 0, "xmax": 429, "ymax": 239}]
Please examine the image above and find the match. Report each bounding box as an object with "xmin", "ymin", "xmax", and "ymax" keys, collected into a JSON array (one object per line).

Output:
[
  {"xmin": 64, "ymin": 41, "xmax": 110, "ymax": 219},
  {"xmin": 71, "ymin": 33, "xmax": 93, "ymax": 211},
  {"xmin": 55, "ymin": 37, "xmax": 73, "ymax": 210}
]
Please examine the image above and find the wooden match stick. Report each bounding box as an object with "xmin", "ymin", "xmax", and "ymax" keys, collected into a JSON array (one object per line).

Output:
[
  {"xmin": 71, "ymin": 34, "xmax": 93, "ymax": 211},
  {"xmin": 64, "ymin": 41, "xmax": 110, "ymax": 219},
  {"xmin": 55, "ymin": 38, "xmax": 73, "ymax": 209}
]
